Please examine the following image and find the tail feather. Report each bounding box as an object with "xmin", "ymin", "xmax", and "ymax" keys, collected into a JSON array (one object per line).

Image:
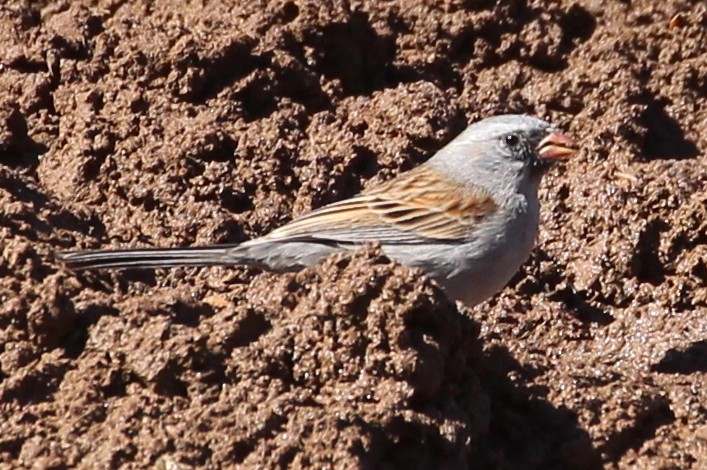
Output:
[{"xmin": 55, "ymin": 245, "xmax": 241, "ymax": 270}]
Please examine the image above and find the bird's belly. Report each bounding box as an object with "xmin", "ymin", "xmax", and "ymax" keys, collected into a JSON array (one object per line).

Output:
[
  {"xmin": 386, "ymin": 212, "xmax": 539, "ymax": 307},
  {"xmin": 441, "ymin": 242, "xmax": 528, "ymax": 307},
  {"xmin": 455, "ymin": 214, "xmax": 538, "ymax": 306}
]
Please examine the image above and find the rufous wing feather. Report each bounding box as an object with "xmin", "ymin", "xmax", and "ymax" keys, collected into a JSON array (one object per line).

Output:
[{"xmin": 263, "ymin": 165, "xmax": 498, "ymax": 244}]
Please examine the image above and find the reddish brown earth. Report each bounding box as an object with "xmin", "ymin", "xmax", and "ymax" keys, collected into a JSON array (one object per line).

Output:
[{"xmin": 0, "ymin": 0, "xmax": 705, "ymax": 468}]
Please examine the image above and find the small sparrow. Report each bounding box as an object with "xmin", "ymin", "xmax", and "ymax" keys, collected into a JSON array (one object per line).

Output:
[{"xmin": 56, "ymin": 114, "xmax": 577, "ymax": 307}]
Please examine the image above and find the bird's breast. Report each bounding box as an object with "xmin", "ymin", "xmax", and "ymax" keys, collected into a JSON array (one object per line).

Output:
[{"xmin": 439, "ymin": 193, "xmax": 540, "ymax": 306}]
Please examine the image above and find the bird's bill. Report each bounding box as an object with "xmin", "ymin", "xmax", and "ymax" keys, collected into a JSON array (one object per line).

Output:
[{"xmin": 537, "ymin": 131, "xmax": 577, "ymax": 161}]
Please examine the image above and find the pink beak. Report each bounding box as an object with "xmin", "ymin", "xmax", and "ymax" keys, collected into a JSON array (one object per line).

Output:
[{"xmin": 537, "ymin": 131, "xmax": 577, "ymax": 161}]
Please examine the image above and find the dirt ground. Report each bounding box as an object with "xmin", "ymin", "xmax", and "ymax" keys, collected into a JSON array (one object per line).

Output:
[{"xmin": 0, "ymin": 0, "xmax": 705, "ymax": 468}]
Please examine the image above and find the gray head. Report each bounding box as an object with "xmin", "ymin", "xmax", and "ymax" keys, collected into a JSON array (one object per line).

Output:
[{"xmin": 427, "ymin": 114, "xmax": 576, "ymax": 199}]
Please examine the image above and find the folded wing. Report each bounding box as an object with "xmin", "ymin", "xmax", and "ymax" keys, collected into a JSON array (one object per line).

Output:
[{"xmin": 262, "ymin": 165, "xmax": 497, "ymax": 245}]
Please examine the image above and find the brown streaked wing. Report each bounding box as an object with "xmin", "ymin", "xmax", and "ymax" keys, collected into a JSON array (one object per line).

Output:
[{"xmin": 264, "ymin": 165, "xmax": 497, "ymax": 244}]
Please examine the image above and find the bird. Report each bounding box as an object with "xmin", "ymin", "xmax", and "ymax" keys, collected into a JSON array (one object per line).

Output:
[{"xmin": 56, "ymin": 114, "xmax": 577, "ymax": 307}]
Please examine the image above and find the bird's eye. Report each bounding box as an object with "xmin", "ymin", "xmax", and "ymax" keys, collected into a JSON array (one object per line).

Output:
[{"xmin": 503, "ymin": 133, "xmax": 520, "ymax": 147}]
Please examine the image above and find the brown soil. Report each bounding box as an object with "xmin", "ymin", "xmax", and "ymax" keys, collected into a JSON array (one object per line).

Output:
[{"xmin": 1, "ymin": 0, "xmax": 705, "ymax": 468}]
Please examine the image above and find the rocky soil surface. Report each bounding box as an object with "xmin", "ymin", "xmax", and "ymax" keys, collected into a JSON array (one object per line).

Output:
[{"xmin": 0, "ymin": 0, "xmax": 705, "ymax": 468}]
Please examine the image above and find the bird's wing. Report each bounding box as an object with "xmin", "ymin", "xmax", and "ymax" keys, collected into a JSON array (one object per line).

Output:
[{"xmin": 262, "ymin": 165, "xmax": 498, "ymax": 245}]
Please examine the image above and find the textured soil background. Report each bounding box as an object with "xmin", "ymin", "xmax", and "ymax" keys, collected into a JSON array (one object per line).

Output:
[{"xmin": 0, "ymin": 0, "xmax": 705, "ymax": 468}]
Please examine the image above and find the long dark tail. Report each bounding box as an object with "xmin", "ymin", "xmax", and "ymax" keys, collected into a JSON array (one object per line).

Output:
[{"xmin": 55, "ymin": 245, "xmax": 243, "ymax": 270}]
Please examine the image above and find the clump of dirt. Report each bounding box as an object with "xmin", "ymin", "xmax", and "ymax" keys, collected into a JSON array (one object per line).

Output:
[
  {"xmin": 0, "ymin": 0, "xmax": 705, "ymax": 468},
  {"xmin": 1, "ymin": 245, "xmax": 485, "ymax": 468}
]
